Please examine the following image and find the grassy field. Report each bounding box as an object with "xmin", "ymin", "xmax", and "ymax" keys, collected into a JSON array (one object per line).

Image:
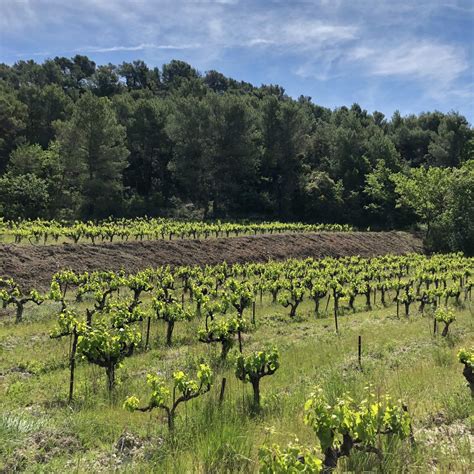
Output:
[{"xmin": 0, "ymin": 290, "xmax": 472, "ymax": 473}]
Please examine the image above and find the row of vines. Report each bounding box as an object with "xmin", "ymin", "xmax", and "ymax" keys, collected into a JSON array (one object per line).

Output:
[{"xmin": 0, "ymin": 217, "xmax": 353, "ymax": 245}]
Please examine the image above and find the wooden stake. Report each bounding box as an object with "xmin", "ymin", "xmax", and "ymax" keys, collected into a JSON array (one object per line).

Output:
[
  {"xmin": 325, "ymin": 294, "xmax": 331, "ymax": 313},
  {"xmin": 219, "ymin": 377, "xmax": 227, "ymax": 404},
  {"xmin": 145, "ymin": 316, "xmax": 151, "ymax": 350}
]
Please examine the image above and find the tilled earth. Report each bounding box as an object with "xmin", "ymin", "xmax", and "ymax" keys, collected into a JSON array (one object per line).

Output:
[{"xmin": 0, "ymin": 231, "xmax": 423, "ymax": 290}]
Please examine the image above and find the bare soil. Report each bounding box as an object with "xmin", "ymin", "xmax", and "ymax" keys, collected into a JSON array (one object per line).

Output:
[{"xmin": 0, "ymin": 231, "xmax": 423, "ymax": 290}]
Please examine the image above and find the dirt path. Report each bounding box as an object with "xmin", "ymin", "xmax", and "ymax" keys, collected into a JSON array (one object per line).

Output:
[{"xmin": 0, "ymin": 231, "xmax": 423, "ymax": 290}]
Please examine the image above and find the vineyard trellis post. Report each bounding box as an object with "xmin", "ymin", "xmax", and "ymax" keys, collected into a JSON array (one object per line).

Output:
[
  {"xmin": 69, "ymin": 327, "xmax": 79, "ymax": 403},
  {"xmin": 219, "ymin": 377, "xmax": 227, "ymax": 404}
]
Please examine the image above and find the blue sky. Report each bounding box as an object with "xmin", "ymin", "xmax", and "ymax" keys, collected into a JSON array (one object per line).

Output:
[{"xmin": 1, "ymin": 0, "xmax": 473, "ymax": 122}]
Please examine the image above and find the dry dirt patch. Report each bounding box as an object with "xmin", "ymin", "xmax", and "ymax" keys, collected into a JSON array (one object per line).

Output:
[{"xmin": 0, "ymin": 231, "xmax": 423, "ymax": 290}]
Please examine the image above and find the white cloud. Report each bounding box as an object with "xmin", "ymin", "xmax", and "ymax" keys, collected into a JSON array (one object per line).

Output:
[
  {"xmin": 77, "ymin": 43, "xmax": 199, "ymax": 54},
  {"xmin": 280, "ymin": 21, "xmax": 357, "ymax": 46},
  {"xmin": 248, "ymin": 20, "xmax": 357, "ymax": 52},
  {"xmin": 1, "ymin": 0, "xmax": 357, "ymax": 53},
  {"xmin": 0, "ymin": 0, "xmax": 38, "ymax": 31},
  {"xmin": 342, "ymin": 40, "xmax": 469, "ymax": 99},
  {"xmin": 370, "ymin": 41, "xmax": 468, "ymax": 84},
  {"xmin": 349, "ymin": 46, "xmax": 373, "ymax": 60},
  {"xmin": 247, "ymin": 38, "xmax": 276, "ymax": 46}
]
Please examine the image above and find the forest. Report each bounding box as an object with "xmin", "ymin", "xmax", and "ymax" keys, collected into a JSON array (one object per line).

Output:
[{"xmin": 0, "ymin": 56, "xmax": 472, "ymax": 253}]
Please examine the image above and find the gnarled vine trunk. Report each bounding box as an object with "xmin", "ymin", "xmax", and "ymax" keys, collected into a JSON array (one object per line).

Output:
[
  {"xmin": 441, "ymin": 322, "xmax": 451, "ymax": 337},
  {"xmin": 166, "ymin": 320, "xmax": 175, "ymax": 346},
  {"xmin": 462, "ymin": 364, "xmax": 474, "ymax": 396},
  {"xmin": 15, "ymin": 302, "xmax": 24, "ymax": 324},
  {"xmin": 106, "ymin": 363, "xmax": 115, "ymax": 394},
  {"xmin": 221, "ymin": 339, "xmax": 232, "ymax": 360},
  {"xmin": 251, "ymin": 378, "xmax": 260, "ymax": 407}
]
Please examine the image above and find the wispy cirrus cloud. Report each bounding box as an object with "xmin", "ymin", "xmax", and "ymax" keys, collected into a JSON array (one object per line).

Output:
[
  {"xmin": 245, "ymin": 19, "xmax": 357, "ymax": 51},
  {"xmin": 340, "ymin": 40, "xmax": 470, "ymax": 99},
  {"xmin": 368, "ymin": 42, "xmax": 468, "ymax": 84},
  {"xmin": 77, "ymin": 43, "xmax": 200, "ymax": 54}
]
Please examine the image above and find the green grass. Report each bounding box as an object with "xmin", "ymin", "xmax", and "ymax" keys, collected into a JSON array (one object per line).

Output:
[{"xmin": 0, "ymin": 291, "xmax": 472, "ymax": 472}]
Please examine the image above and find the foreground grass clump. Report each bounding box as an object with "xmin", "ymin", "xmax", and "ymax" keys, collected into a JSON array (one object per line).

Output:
[{"xmin": 259, "ymin": 442, "xmax": 322, "ymax": 472}]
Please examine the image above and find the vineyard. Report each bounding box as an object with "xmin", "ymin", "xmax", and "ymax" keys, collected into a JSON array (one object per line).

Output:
[
  {"xmin": 2, "ymin": 0, "xmax": 473, "ymax": 470},
  {"xmin": 0, "ymin": 251, "xmax": 472, "ymax": 472},
  {"xmin": 0, "ymin": 218, "xmax": 353, "ymax": 245}
]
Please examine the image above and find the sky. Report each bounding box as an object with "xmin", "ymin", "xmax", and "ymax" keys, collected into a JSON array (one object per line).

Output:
[{"xmin": 1, "ymin": 0, "xmax": 473, "ymax": 122}]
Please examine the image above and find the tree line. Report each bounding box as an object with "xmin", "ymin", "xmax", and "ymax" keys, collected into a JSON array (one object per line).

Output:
[{"xmin": 0, "ymin": 56, "xmax": 472, "ymax": 252}]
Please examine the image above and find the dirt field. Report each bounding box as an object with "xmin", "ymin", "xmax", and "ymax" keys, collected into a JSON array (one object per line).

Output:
[{"xmin": 0, "ymin": 231, "xmax": 423, "ymax": 289}]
